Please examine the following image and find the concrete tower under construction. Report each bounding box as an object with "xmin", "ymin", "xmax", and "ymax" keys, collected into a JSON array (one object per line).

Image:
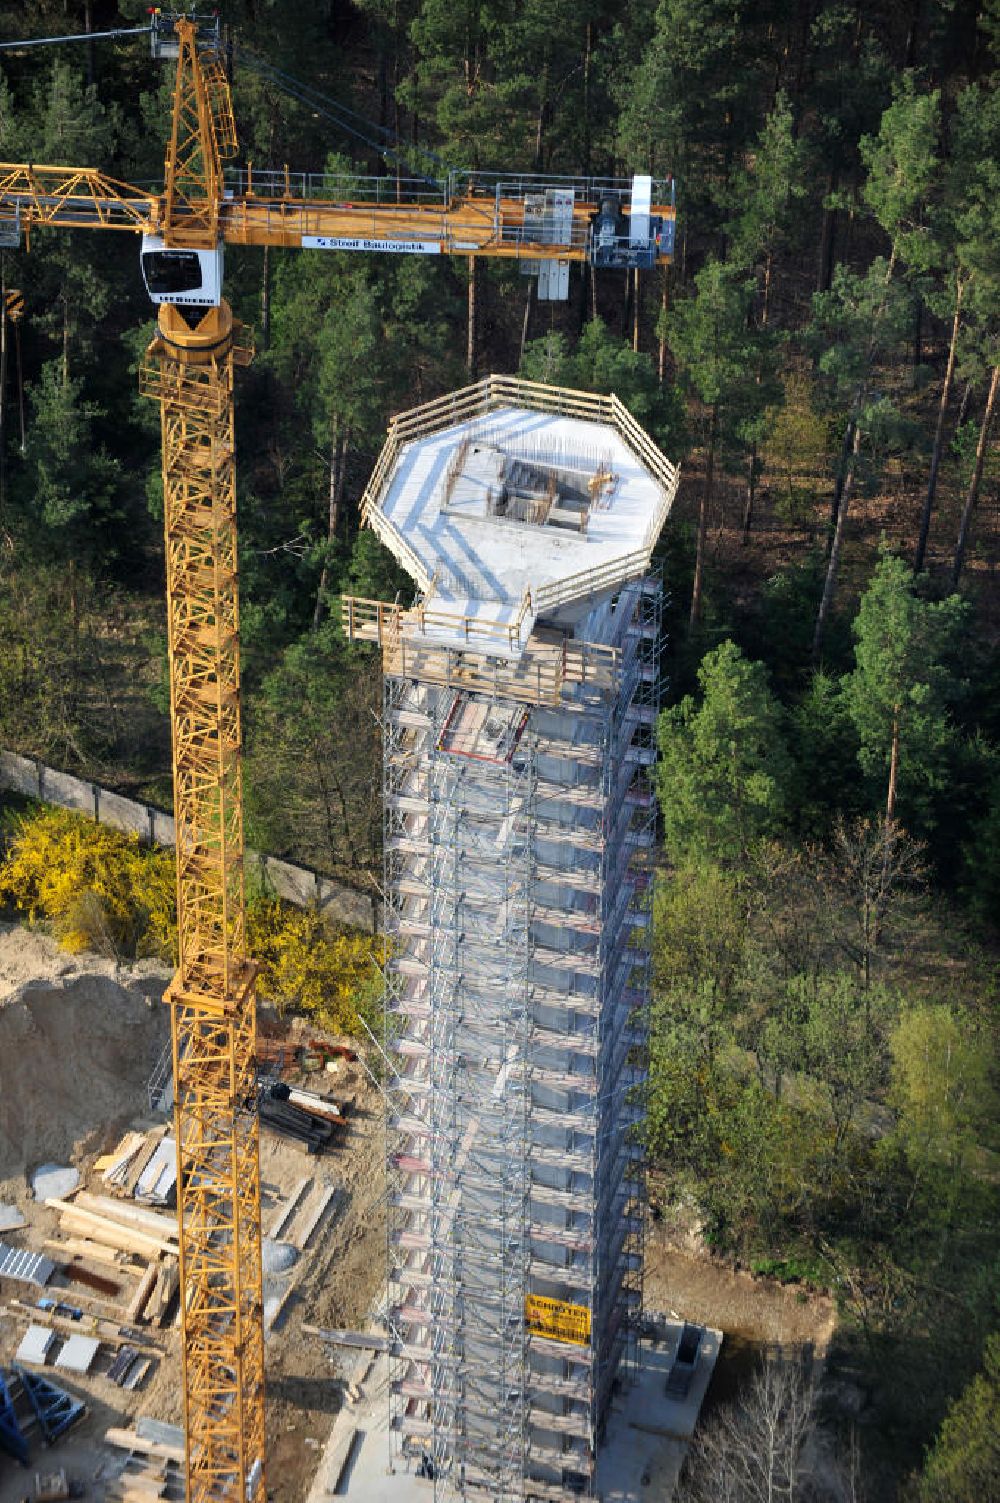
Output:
[{"xmin": 342, "ymin": 375, "xmax": 678, "ymax": 1502}]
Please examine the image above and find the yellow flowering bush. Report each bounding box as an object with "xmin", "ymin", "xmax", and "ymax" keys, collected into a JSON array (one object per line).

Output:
[
  {"xmin": 0, "ymin": 806, "xmax": 382, "ymax": 1037},
  {"xmin": 246, "ymin": 896, "xmax": 384, "ymax": 1035},
  {"xmin": 0, "ymin": 806, "xmax": 176, "ymax": 959}
]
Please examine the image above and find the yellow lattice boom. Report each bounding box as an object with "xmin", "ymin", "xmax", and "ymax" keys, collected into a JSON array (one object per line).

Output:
[{"xmin": 141, "ymin": 295, "xmax": 264, "ymax": 1503}]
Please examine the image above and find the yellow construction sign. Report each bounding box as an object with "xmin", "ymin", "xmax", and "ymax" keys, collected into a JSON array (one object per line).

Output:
[
  {"xmin": 3, "ymin": 289, "xmax": 23, "ymax": 322},
  {"xmin": 525, "ymin": 1294, "xmax": 591, "ymax": 1346}
]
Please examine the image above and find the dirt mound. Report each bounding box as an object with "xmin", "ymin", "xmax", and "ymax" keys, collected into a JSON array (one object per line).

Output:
[
  {"xmin": 0, "ymin": 924, "xmax": 169, "ymax": 1182},
  {"xmin": 0, "ymin": 920, "xmax": 82, "ymax": 1001}
]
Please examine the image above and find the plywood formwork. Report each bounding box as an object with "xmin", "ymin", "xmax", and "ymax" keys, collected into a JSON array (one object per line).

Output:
[{"xmin": 345, "ymin": 377, "xmax": 672, "ymax": 1503}]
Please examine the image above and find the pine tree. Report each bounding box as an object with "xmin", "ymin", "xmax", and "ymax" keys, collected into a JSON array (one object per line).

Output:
[
  {"xmin": 811, "ymin": 76, "xmax": 939, "ymax": 659},
  {"xmin": 669, "ymin": 259, "xmax": 772, "ymax": 624},
  {"xmin": 521, "ymin": 316, "xmax": 682, "ymax": 450},
  {"xmin": 19, "ymin": 360, "xmax": 122, "ymax": 565},
  {"xmin": 843, "ymin": 552, "xmax": 968, "ymax": 831},
  {"xmin": 656, "ymin": 639, "xmax": 792, "ymax": 864},
  {"xmin": 944, "ymin": 88, "xmax": 1000, "ymax": 586}
]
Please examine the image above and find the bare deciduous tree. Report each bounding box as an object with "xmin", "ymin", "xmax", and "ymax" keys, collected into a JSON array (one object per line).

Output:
[
  {"xmin": 679, "ymin": 1354, "xmax": 867, "ymax": 1503},
  {"xmin": 679, "ymin": 1355, "xmax": 818, "ymax": 1502},
  {"xmin": 818, "ymin": 818, "xmax": 926, "ymax": 991}
]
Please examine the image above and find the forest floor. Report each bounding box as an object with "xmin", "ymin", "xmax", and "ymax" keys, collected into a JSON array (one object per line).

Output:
[
  {"xmin": 0, "ymin": 923, "xmax": 385, "ymax": 1503},
  {"xmin": 672, "ymin": 421, "xmax": 1000, "ymax": 647}
]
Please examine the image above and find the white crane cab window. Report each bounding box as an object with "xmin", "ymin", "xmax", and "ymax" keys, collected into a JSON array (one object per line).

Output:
[{"xmin": 141, "ymin": 235, "xmax": 223, "ymax": 306}]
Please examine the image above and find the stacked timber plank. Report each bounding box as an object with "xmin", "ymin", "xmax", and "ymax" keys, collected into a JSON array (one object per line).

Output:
[
  {"xmin": 44, "ymin": 1192, "xmax": 179, "ymax": 1329},
  {"xmin": 297, "ymin": 1184, "xmax": 337, "ymax": 1249},
  {"xmin": 46, "ymin": 1194, "xmax": 177, "ymax": 1261},
  {"xmin": 267, "ymin": 1175, "xmax": 310, "ymax": 1239},
  {"xmin": 97, "ymin": 1128, "xmax": 176, "ymax": 1207},
  {"xmin": 262, "ymin": 1178, "xmax": 339, "ymax": 1333},
  {"xmin": 104, "ymin": 1422, "xmax": 185, "ymax": 1502}
]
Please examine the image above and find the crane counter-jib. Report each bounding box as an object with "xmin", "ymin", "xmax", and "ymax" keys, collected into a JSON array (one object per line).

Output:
[{"xmin": 0, "ymin": 164, "xmax": 158, "ymax": 233}]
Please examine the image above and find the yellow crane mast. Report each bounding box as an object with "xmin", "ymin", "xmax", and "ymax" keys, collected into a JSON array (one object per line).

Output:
[
  {"xmin": 143, "ymin": 305, "xmax": 265, "ymax": 1502},
  {"xmin": 0, "ymin": 16, "xmax": 676, "ymax": 1503},
  {"xmin": 139, "ymin": 21, "xmax": 265, "ymax": 1503}
]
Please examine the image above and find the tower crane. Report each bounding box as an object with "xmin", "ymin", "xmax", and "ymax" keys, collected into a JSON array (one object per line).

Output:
[{"xmin": 0, "ymin": 15, "xmax": 676, "ymax": 1503}]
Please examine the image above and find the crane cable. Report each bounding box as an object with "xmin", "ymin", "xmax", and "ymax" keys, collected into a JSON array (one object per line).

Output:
[
  {"xmin": 0, "ymin": 24, "xmax": 494, "ymax": 220},
  {"xmin": 0, "ymin": 24, "xmax": 449, "ymax": 190},
  {"xmin": 232, "ymin": 45, "xmax": 448, "ymax": 188},
  {"xmin": 230, "ymin": 48, "xmax": 507, "ymax": 233},
  {"xmin": 0, "ymin": 25, "xmax": 152, "ymax": 53}
]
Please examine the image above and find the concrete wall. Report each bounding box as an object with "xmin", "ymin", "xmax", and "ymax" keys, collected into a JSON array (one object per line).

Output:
[{"xmin": 0, "ymin": 750, "xmax": 373, "ymax": 932}]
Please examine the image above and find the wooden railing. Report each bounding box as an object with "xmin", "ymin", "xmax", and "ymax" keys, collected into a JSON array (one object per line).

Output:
[
  {"xmin": 358, "ymin": 425, "xmax": 404, "ymax": 526},
  {"xmin": 342, "ymin": 594, "xmax": 620, "ymax": 707},
  {"xmin": 387, "ymin": 374, "xmax": 619, "ymax": 445},
  {"xmin": 364, "ymin": 503, "xmax": 434, "ymax": 593},
  {"xmin": 342, "ymin": 588, "xmax": 535, "ymax": 653},
  {"xmin": 382, "ymin": 635, "xmax": 618, "ymax": 707},
  {"xmin": 342, "ymin": 596, "xmax": 403, "ymax": 646},
  {"xmin": 608, "ymin": 393, "xmax": 680, "ymax": 544},
  {"xmin": 533, "ymin": 548, "xmax": 651, "ymax": 614}
]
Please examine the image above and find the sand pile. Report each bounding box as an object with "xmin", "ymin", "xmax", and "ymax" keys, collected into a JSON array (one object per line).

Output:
[{"xmin": 0, "ymin": 922, "xmax": 170, "ymax": 1183}]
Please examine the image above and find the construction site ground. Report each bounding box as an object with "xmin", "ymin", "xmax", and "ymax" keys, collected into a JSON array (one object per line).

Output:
[
  {"xmin": 645, "ymin": 1226, "xmax": 837, "ymax": 1412},
  {"xmin": 1, "ymin": 925, "xmax": 835, "ymax": 1502},
  {"xmin": 300, "ymin": 1215, "xmax": 823, "ymax": 1503},
  {"xmin": 306, "ymin": 1323, "xmax": 724, "ymax": 1503},
  {"xmin": 0, "ymin": 922, "xmax": 385, "ymax": 1503}
]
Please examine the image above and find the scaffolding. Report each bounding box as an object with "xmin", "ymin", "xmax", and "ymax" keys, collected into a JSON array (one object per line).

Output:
[
  {"xmin": 347, "ymin": 377, "xmax": 674, "ymax": 1502},
  {"xmin": 370, "ymin": 574, "xmax": 661, "ymax": 1502}
]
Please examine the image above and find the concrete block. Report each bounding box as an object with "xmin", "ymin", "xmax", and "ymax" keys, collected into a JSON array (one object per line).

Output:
[
  {"xmin": 16, "ymin": 1325, "xmax": 58, "ymax": 1365},
  {"xmin": 150, "ymin": 807, "xmax": 176, "ymax": 845},
  {"xmin": 251, "ymin": 853, "xmax": 373, "ymax": 934},
  {"xmin": 98, "ymin": 788, "xmax": 149, "ymax": 840},
  {"xmin": 31, "ymin": 1164, "xmax": 80, "ymax": 1201},
  {"xmin": 43, "ymin": 767, "xmax": 94, "ymax": 816},
  {"xmin": 258, "ymin": 855, "xmax": 315, "ymax": 909},
  {"xmin": 136, "ymin": 1417, "xmax": 184, "ymax": 1448},
  {"xmin": 262, "ymin": 1239, "xmax": 298, "ymax": 1275},
  {"xmin": 55, "ymin": 1333, "xmax": 101, "ymax": 1374},
  {"xmin": 316, "ymin": 876, "xmax": 373, "ymax": 931},
  {"xmin": 0, "ymin": 750, "xmax": 41, "ymax": 799}
]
